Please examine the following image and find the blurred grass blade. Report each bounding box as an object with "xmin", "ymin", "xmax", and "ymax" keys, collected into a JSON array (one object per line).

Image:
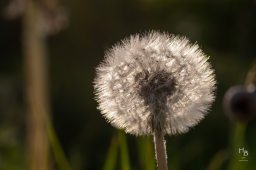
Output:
[
  {"xmin": 144, "ymin": 138, "xmax": 155, "ymax": 170},
  {"xmin": 228, "ymin": 122, "xmax": 247, "ymax": 170},
  {"xmin": 137, "ymin": 137, "xmax": 155, "ymax": 170},
  {"xmin": 118, "ymin": 130, "xmax": 131, "ymax": 170},
  {"xmin": 45, "ymin": 117, "xmax": 71, "ymax": 170},
  {"xmin": 207, "ymin": 149, "xmax": 228, "ymax": 170},
  {"xmin": 103, "ymin": 133, "xmax": 119, "ymax": 170}
]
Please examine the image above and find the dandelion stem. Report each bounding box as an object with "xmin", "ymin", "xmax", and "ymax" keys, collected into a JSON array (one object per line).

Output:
[
  {"xmin": 228, "ymin": 122, "xmax": 247, "ymax": 170},
  {"xmin": 23, "ymin": 0, "xmax": 50, "ymax": 169},
  {"xmin": 154, "ymin": 130, "xmax": 168, "ymax": 170}
]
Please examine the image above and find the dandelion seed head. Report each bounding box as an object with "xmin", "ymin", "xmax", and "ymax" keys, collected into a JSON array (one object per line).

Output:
[{"xmin": 94, "ymin": 31, "xmax": 216, "ymax": 136}]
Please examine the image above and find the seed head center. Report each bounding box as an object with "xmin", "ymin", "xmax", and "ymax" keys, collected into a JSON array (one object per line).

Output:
[{"xmin": 135, "ymin": 70, "xmax": 177, "ymax": 102}]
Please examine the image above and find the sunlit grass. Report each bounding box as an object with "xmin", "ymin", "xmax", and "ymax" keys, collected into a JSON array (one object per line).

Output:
[
  {"xmin": 118, "ymin": 130, "xmax": 131, "ymax": 170},
  {"xmin": 103, "ymin": 133, "xmax": 119, "ymax": 170},
  {"xmin": 102, "ymin": 130, "xmax": 131, "ymax": 170},
  {"xmin": 137, "ymin": 137, "xmax": 155, "ymax": 170},
  {"xmin": 46, "ymin": 117, "xmax": 71, "ymax": 170},
  {"xmin": 228, "ymin": 123, "xmax": 248, "ymax": 170}
]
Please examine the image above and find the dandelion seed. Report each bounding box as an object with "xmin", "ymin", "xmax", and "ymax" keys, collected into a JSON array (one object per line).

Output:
[{"xmin": 94, "ymin": 31, "xmax": 216, "ymax": 170}]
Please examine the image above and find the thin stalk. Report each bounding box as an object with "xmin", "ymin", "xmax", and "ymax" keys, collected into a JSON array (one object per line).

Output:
[
  {"xmin": 23, "ymin": 0, "xmax": 50, "ymax": 169},
  {"xmin": 154, "ymin": 130, "xmax": 168, "ymax": 170},
  {"xmin": 228, "ymin": 122, "xmax": 247, "ymax": 170}
]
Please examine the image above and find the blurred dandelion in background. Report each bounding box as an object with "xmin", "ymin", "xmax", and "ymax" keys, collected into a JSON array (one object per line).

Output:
[{"xmin": 94, "ymin": 31, "xmax": 216, "ymax": 169}]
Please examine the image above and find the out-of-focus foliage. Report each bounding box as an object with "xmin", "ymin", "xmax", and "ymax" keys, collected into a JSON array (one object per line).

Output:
[{"xmin": 0, "ymin": 0, "xmax": 256, "ymax": 170}]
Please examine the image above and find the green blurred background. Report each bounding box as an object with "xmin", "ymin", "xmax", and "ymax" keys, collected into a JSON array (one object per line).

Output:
[{"xmin": 0, "ymin": 0, "xmax": 256, "ymax": 170}]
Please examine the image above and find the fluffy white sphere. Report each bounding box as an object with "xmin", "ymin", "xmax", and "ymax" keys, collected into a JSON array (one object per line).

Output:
[{"xmin": 94, "ymin": 31, "xmax": 216, "ymax": 136}]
